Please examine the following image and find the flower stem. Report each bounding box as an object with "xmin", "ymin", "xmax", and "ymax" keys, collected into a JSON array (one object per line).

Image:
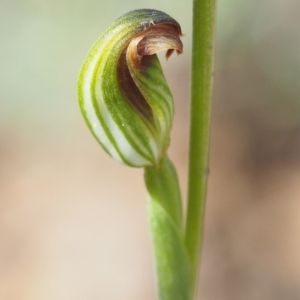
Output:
[
  {"xmin": 145, "ymin": 156, "xmax": 191, "ymax": 300},
  {"xmin": 185, "ymin": 0, "xmax": 217, "ymax": 294}
]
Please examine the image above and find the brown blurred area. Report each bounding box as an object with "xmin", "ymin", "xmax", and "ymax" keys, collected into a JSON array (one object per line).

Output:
[{"xmin": 1, "ymin": 1, "xmax": 300, "ymax": 299}]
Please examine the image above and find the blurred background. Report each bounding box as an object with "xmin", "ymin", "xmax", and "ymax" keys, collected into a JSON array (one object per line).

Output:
[{"xmin": 1, "ymin": 0, "xmax": 300, "ymax": 299}]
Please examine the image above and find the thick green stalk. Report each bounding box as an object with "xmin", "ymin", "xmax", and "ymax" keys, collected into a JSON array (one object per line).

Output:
[
  {"xmin": 185, "ymin": 0, "xmax": 217, "ymax": 294},
  {"xmin": 145, "ymin": 156, "xmax": 191, "ymax": 300}
]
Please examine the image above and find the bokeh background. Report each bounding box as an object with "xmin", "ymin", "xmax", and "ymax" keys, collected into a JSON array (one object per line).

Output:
[{"xmin": 1, "ymin": 0, "xmax": 300, "ymax": 299}]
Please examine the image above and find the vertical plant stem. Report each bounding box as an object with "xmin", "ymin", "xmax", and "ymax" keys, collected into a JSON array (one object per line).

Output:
[
  {"xmin": 145, "ymin": 156, "xmax": 191, "ymax": 300},
  {"xmin": 185, "ymin": 0, "xmax": 217, "ymax": 294}
]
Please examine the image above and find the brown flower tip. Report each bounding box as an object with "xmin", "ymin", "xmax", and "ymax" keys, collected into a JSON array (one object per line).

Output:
[{"xmin": 127, "ymin": 23, "xmax": 183, "ymax": 68}]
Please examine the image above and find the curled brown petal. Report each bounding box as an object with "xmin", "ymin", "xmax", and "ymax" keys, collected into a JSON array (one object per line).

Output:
[{"xmin": 127, "ymin": 23, "xmax": 183, "ymax": 69}]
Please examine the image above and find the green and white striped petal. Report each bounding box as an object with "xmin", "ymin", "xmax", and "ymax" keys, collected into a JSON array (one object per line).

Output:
[{"xmin": 78, "ymin": 9, "xmax": 183, "ymax": 167}]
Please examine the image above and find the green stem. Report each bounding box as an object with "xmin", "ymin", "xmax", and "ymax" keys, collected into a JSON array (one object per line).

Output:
[
  {"xmin": 145, "ymin": 156, "xmax": 191, "ymax": 300},
  {"xmin": 185, "ymin": 0, "xmax": 217, "ymax": 294}
]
